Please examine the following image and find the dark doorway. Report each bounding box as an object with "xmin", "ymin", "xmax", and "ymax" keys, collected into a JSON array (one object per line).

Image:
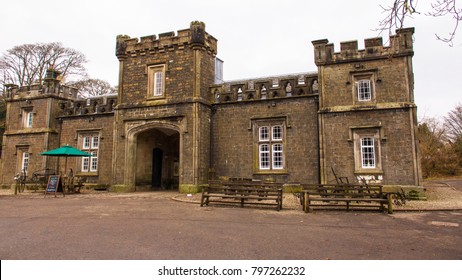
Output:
[
  {"xmin": 135, "ymin": 128, "xmax": 179, "ymax": 190},
  {"xmin": 152, "ymin": 148, "xmax": 163, "ymax": 188}
]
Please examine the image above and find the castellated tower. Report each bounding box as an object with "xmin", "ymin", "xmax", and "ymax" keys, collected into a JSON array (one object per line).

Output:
[
  {"xmin": 0, "ymin": 68, "xmax": 78, "ymax": 186},
  {"xmin": 113, "ymin": 21, "xmax": 217, "ymax": 193},
  {"xmin": 313, "ymin": 28, "xmax": 422, "ymax": 188}
]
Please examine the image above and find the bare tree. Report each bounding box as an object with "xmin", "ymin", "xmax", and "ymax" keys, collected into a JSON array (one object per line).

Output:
[
  {"xmin": 70, "ymin": 78, "xmax": 117, "ymax": 98},
  {"xmin": 418, "ymin": 117, "xmax": 458, "ymax": 176},
  {"xmin": 418, "ymin": 114, "xmax": 462, "ymax": 176},
  {"xmin": 444, "ymin": 103, "xmax": 462, "ymax": 142},
  {"xmin": 0, "ymin": 42, "xmax": 87, "ymax": 91},
  {"xmin": 378, "ymin": 0, "xmax": 461, "ymax": 46}
]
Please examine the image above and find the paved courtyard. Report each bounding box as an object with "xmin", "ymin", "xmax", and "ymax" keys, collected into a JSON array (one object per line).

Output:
[{"xmin": 0, "ymin": 184, "xmax": 461, "ymax": 260}]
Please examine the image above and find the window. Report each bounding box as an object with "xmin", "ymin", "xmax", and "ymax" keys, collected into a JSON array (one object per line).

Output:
[
  {"xmin": 214, "ymin": 58, "xmax": 224, "ymax": 84},
  {"xmin": 272, "ymin": 126, "xmax": 282, "ymax": 140},
  {"xmin": 259, "ymin": 144, "xmax": 270, "ymax": 170},
  {"xmin": 81, "ymin": 134, "xmax": 99, "ymax": 172},
  {"xmin": 26, "ymin": 112, "xmax": 33, "ymax": 127},
  {"xmin": 90, "ymin": 151, "xmax": 98, "ymax": 172},
  {"xmin": 22, "ymin": 109, "xmax": 33, "ymax": 128},
  {"xmin": 352, "ymin": 72, "xmax": 376, "ymax": 103},
  {"xmin": 259, "ymin": 126, "xmax": 269, "ymax": 141},
  {"xmin": 360, "ymin": 137, "xmax": 375, "ymax": 168},
  {"xmin": 257, "ymin": 124, "xmax": 285, "ymax": 171},
  {"xmin": 272, "ymin": 143, "xmax": 283, "ymax": 169},
  {"xmin": 357, "ymin": 79, "xmax": 371, "ymax": 101},
  {"xmin": 154, "ymin": 71, "xmax": 163, "ymax": 96},
  {"xmin": 352, "ymin": 128, "xmax": 383, "ymax": 173},
  {"xmin": 21, "ymin": 151, "xmax": 29, "ymax": 174},
  {"xmin": 148, "ymin": 65, "xmax": 165, "ymax": 98},
  {"xmin": 83, "ymin": 136, "xmax": 91, "ymax": 149}
]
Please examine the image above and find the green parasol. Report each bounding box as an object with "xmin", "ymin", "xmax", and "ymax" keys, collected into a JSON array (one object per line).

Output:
[{"xmin": 40, "ymin": 145, "xmax": 91, "ymax": 175}]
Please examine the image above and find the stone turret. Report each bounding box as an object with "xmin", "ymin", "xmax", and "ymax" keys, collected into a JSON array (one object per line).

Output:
[
  {"xmin": 314, "ymin": 28, "xmax": 421, "ymax": 191},
  {"xmin": 115, "ymin": 21, "xmax": 217, "ymax": 61},
  {"xmin": 112, "ymin": 21, "xmax": 218, "ymax": 193},
  {"xmin": 190, "ymin": 21, "xmax": 206, "ymax": 47},
  {"xmin": 312, "ymin": 28, "xmax": 414, "ymax": 66}
]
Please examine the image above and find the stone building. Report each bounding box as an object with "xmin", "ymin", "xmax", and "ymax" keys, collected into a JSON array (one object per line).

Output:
[{"xmin": 0, "ymin": 22, "xmax": 421, "ymax": 193}]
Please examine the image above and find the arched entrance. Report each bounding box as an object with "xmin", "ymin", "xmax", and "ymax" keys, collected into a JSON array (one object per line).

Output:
[{"xmin": 133, "ymin": 127, "xmax": 180, "ymax": 190}]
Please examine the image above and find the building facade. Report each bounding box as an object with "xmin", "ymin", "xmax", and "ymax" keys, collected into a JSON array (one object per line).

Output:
[{"xmin": 0, "ymin": 22, "xmax": 421, "ymax": 193}]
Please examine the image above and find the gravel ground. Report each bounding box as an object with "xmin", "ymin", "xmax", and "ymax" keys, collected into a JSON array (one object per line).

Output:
[
  {"xmin": 394, "ymin": 186, "xmax": 462, "ymax": 210},
  {"xmin": 2, "ymin": 179, "xmax": 462, "ymax": 211}
]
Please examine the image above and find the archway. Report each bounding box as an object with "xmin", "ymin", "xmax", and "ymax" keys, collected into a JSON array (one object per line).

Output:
[{"xmin": 134, "ymin": 127, "xmax": 180, "ymax": 190}]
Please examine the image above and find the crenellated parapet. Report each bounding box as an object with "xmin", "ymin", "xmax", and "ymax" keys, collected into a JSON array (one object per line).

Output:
[
  {"xmin": 3, "ymin": 83, "xmax": 78, "ymax": 101},
  {"xmin": 312, "ymin": 28, "xmax": 414, "ymax": 66},
  {"xmin": 210, "ymin": 72, "xmax": 318, "ymax": 104},
  {"xmin": 58, "ymin": 94, "xmax": 118, "ymax": 117},
  {"xmin": 3, "ymin": 67, "xmax": 78, "ymax": 101},
  {"xmin": 115, "ymin": 21, "xmax": 217, "ymax": 60}
]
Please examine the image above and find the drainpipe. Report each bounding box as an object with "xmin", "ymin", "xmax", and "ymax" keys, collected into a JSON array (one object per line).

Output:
[
  {"xmin": 315, "ymin": 95, "xmax": 321, "ymax": 185},
  {"xmin": 209, "ymin": 105, "xmax": 217, "ymax": 180}
]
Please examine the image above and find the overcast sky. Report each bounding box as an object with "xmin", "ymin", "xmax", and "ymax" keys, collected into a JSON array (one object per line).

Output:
[{"xmin": 1, "ymin": 0, "xmax": 460, "ymax": 119}]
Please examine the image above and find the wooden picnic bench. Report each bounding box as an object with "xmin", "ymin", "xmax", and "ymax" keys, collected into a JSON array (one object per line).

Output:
[
  {"xmin": 201, "ymin": 180, "xmax": 283, "ymax": 211},
  {"xmin": 31, "ymin": 168, "xmax": 57, "ymax": 191},
  {"xmin": 300, "ymin": 184, "xmax": 394, "ymax": 214},
  {"xmin": 64, "ymin": 176, "xmax": 87, "ymax": 193},
  {"xmin": 73, "ymin": 176, "xmax": 87, "ymax": 193}
]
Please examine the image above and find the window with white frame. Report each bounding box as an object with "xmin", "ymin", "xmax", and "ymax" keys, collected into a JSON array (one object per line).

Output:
[
  {"xmin": 154, "ymin": 71, "xmax": 163, "ymax": 96},
  {"xmin": 257, "ymin": 124, "xmax": 285, "ymax": 170},
  {"xmin": 352, "ymin": 128, "xmax": 382, "ymax": 173},
  {"xmin": 357, "ymin": 79, "xmax": 372, "ymax": 101},
  {"xmin": 21, "ymin": 151, "xmax": 29, "ymax": 174},
  {"xmin": 272, "ymin": 143, "xmax": 283, "ymax": 169},
  {"xmin": 360, "ymin": 137, "xmax": 375, "ymax": 168},
  {"xmin": 148, "ymin": 65, "xmax": 165, "ymax": 98},
  {"xmin": 353, "ymin": 72, "xmax": 376, "ymax": 103},
  {"xmin": 81, "ymin": 134, "xmax": 99, "ymax": 172},
  {"xmin": 22, "ymin": 109, "xmax": 34, "ymax": 128},
  {"xmin": 259, "ymin": 144, "xmax": 270, "ymax": 169}
]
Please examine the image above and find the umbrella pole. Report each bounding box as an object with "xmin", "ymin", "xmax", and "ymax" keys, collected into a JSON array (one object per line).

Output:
[
  {"xmin": 64, "ymin": 156, "xmax": 68, "ymax": 177},
  {"xmin": 63, "ymin": 156, "xmax": 68, "ymax": 195}
]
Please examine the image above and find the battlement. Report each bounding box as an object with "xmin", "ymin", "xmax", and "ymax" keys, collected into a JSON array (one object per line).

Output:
[
  {"xmin": 58, "ymin": 94, "xmax": 118, "ymax": 117},
  {"xmin": 116, "ymin": 21, "xmax": 217, "ymax": 59},
  {"xmin": 312, "ymin": 28, "xmax": 414, "ymax": 66},
  {"xmin": 4, "ymin": 83, "xmax": 78, "ymax": 101},
  {"xmin": 210, "ymin": 72, "xmax": 318, "ymax": 104}
]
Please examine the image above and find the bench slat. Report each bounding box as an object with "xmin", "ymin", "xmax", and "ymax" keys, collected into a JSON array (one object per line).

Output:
[{"xmin": 308, "ymin": 197, "xmax": 388, "ymax": 202}]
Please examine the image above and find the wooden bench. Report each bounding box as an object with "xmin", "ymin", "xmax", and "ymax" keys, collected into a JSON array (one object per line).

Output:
[
  {"xmin": 63, "ymin": 176, "xmax": 87, "ymax": 193},
  {"xmin": 301, "ymin": 184, "xmax": 393, "ymax": 214},
  {"xmin": 73, "ymin": 176, "xmax": 87, "ymax": 193},
  {"xmin": 201, "ymin": 180, "xmax": 283, "ymax": 211},
  {"xmin": 31, "ymin": 168, "xmax": 57, "ymax": 191}
]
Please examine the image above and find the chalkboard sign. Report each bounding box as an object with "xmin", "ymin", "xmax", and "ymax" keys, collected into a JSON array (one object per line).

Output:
[{"xmin": 45, "ymin": 175, "xmax": 64, "ymax": 197}]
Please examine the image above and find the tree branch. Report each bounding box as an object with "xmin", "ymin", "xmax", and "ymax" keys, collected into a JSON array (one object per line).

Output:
[{"xmin": 378, "ymin": 0, "xmax": 460, "ymax": 46}]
